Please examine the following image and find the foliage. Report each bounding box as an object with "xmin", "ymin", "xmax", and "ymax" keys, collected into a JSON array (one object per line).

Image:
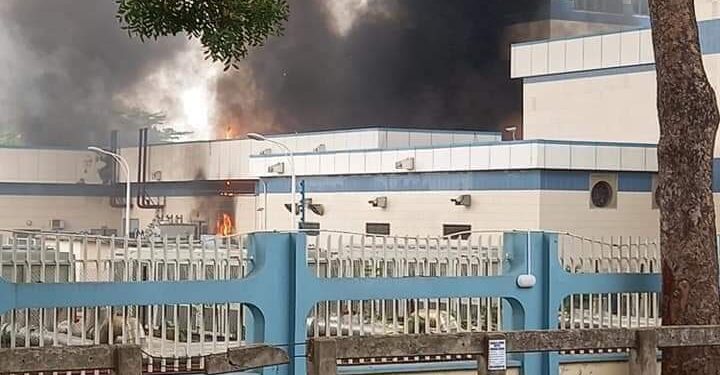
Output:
[
  {"xmin": 0, "ymin": 132, "xmax": 23, "ymax": 147},
  {"xmin": 115, "ymin": 0, "xmax": 289, "ymax": 69}
]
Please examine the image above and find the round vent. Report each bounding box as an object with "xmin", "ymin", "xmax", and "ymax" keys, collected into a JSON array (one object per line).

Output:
[{"xmin": 591, "ymin": 180, "xmax": 614, "ymax": 208}]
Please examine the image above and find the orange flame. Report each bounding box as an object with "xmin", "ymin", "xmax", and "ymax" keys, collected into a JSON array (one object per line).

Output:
[
  {"xmin": 216, "ymin": 213, "xmax": 234, "ymax": 236},
  {"xmin": 224, "ymin": 125, "xmax": 235, "ymax": 140}
]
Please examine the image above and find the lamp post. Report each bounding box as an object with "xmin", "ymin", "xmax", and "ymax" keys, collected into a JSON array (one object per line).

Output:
[
  {"xmin": 88, "ymin": 146, "xmax": 131, "ymax": 238},
  {"xmin": 247, "ymin": 133, "xmax": 296, "ymax": 230}
]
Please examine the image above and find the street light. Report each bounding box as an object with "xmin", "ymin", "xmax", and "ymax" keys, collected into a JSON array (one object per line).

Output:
[
  {"xmin": 247, "ymin": 133, "xmax": 296, "ymax": 230},
  {"xmin": 88, "ymin": 146, "xmax": 131, "ymax": 238}
]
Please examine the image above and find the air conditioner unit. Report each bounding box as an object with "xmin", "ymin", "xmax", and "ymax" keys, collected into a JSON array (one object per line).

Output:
[
  {"xmin": 451, "ymin": 194, "xmax": 472, "ymax": 207},
  {"xmin": 395, "ymin": 157, "xmax": 415, "ymax": 171},
  {"xmin": 314, "ymin": 144, "xmax": 327, "ymax": 152},
  {"xmin": 368, "ymin": 196, "xmax": 388, "ymax": 208},
  {"xmin": 268, "ymin": 162, "xmax": 285, "ymax": 174},
  {"xmin": 50, "ymin": 219, "xmax": 65, "ymax": 231}
]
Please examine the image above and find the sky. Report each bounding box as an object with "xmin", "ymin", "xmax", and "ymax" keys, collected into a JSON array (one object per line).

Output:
[{"xmin": 0, "ymin": 0, "xmax": 545, "ymax": 147}]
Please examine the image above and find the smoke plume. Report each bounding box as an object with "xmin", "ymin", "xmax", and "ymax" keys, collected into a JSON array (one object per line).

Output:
[
  {"xmin": 216, "ymin": 0, "xmax": 547, "ymax": 137},
  {"xmin": 0, "ymin": 0, "xmax": 547, "ymax": 146},
  {"xmin": 0, "ymin": 0, "xmax": 187, "ymax": 147}
]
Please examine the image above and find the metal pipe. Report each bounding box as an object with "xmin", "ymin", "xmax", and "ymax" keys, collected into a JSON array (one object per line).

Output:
[
  {"xmin": 88, "ymin": 147, "xmax": 131, "ymax": 238},
  {"xmin": 247, "ymin": 133, "xmax": 296, "ymax": 230}
]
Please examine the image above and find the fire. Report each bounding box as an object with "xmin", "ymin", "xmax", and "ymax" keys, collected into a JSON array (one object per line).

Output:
[
  {"xmin": 224, "ymin": 125, "xmax": 235, "ymax": 140},
  {"xmin": 216, "ymin": 213, "xmax": 234, "ymax": 236}
]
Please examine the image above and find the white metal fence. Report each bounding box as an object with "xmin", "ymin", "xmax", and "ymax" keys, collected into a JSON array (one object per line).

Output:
[
  {"xmin": 0, "ymin": 230, "xmax": 251, "ymax": 371},
  {"xmin": 0, "ymin": 229, "xmax": 665, "ymax": 366},
  {"xmin": 305, "ymin": 231, "xmax": 506, "ymax": 339},
  {"xmin": 557, "ymin": 234, "xmax": 660, "ymax": 331}
]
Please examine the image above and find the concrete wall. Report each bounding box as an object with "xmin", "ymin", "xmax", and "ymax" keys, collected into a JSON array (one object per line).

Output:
[
  {"xmin": 520, "ymin": 54, "xmax": 720, "ymax": 154},
  {"xmin": 0, "ymin": 196, "xmax": 118, "ymax": 232},
  {"xmin": 118, "ymin": 139, "xmax": 254, "ymax": 182},
  {"xmin": 0, "ymin": 148, "xmax": 101, "ymax": 184},
  {"xmin": 259, "ymin": 190, "xmax": 541, "ymax": 236}
]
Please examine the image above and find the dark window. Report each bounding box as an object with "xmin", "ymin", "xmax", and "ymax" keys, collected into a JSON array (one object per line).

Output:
[
  {"xmin": 443, "ymin": 224, "xmax": 472, "ymax": 240},
  {"xmin": 591, "ymin": 181, "xmax": 614, "ymax": 208},
  {"xmin": 366, "ymin": 223, "xmax": 390, "ymax": 236}
]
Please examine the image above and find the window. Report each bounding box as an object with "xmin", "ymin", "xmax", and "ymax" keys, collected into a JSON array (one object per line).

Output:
[
  {"xmin": 366, "ymin": 223, "xmax": 390, "ymax": 236},
  {"xmin": 299, "ymin": 222, "xmax": 320, "ymax": 236},
  {"xmin": 443, "ymin": 224, "xmax": 472, "ymax": 240}
]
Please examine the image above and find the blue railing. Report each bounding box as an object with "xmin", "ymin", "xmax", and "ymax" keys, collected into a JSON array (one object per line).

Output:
[{"xmin": 0, "ymin": 231, "xmax": 660, "ymax": 375}]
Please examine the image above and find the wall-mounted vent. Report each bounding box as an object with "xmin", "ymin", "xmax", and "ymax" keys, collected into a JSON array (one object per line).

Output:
[
  {"xmin": 589, "ymin": 174, "xmax": 618, "ymax": 209},
  {"xmin": 395, "ymin": 157, "xmax": 415, "ymax": 171},
  {"xmin": 268, "ymin": 162, "xmax": 285, "ymax": 174},
  {"xmin": 366, "ymin": 223, "xmax": 391, "ymax": 236},
  {"xmin": 50, "ymin": 219, "xmax": 65, "ymax": 231}
]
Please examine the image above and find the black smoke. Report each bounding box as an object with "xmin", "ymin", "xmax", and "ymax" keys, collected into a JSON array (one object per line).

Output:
[
  {"xmin": 0, "ymin": 0, "xmax": 186, "ymax": 147},
  {"xmin": 1, "ymin": 0, "xmax": 548, "ymax": 146},
  {"xmin": 217, "ymin": 0, "xmax": 548, "ymax": 136}
]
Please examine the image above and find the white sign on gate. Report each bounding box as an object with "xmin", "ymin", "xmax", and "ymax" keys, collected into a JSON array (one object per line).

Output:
[{"xmin": 487, "ymin": 339, "xmax": 507, "ymax": 371}]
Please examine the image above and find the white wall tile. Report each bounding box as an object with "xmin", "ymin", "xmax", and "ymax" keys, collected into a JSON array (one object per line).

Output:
[
  {"xmin": 334, "ymin": 153, "xmax": 350, "ymax": 174},
  {"xmin": 512, "ymin": 44, "xmax": 533, "ymax": 77},
  {"xmin": 415, "ymin": 149, "xmax": 434, "ymax": 172},
  {"xmin": 548, "ymin": 40, "xmax": 567, "ymax": 74},
  {"xmin": 365, "ymin": 152, "xmax": 381, "ymax": 173},
  {"xmin": 451, "ymin": 146, "xmax": 471, "ymax": 170},
  {"xmin": 544, "ymin": 144, "xmax": 571, "ymax": 169},
  {"xmin": 620, "ymin": 147, "xmax": 646, "ymax": 171},
  {"xmin": 596, "ymin": 146, "xmax": 621, "ymax": 170},
  {"xmin": 620, "ymin": 30, "xmax": 641, "ymax": 66},
  {"xmin": 470, "ymin": 146, "xmax": 490, "ymax": 169},
  {"xmin": 570, "ymin": 145, "xmax": 596, "ymax": 169},
  {"xmin": 489, "ymin": 145, "xmax": 511, "ymax": 169},
  {"xmin": 583, "ymin": 36, "xmax": 603, "ymax": 70},
  {"xmin": 531, "ymin": 43, "xmax": 549, "ymax": 75},
  {"xmin": 349, "ymin": 153, "xmax": 366, "ymax": 173},
  {"xmin": 565, "ymin": 39, "xmax": 584, "ymax": 72},
  {"xmin": 645, "ymin": 148, "xmax": 658, "ymax": 171},
  {"xmin": 510, "ymin": 144, "xmax": 534, "ymax": 168},
  {"xmin": 432, "ymin": 148, "xmax": 452, "ymax": 170},
  {"xmin": 601, "ymin": 34, "xmax": 621, "ymax": 68}
]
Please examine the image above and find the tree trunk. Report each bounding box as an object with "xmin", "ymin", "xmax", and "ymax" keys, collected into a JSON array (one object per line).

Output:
[{"xmin": 649, "ymin": 0, "xmax": 720, "ymax": 373}]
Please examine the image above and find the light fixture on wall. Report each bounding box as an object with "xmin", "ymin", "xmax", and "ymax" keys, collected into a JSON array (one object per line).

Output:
[
  {"xmin": 309, "ymin": 203, "xmax": 325, "ymax": 216},
  {"xmin": 504, "ymin": 126, "xmax": 518, "ymax": 141},
  {"xmin": 368, "ymin": 196, "xmax": 388, "ymax": 209},
  {"xmin": 395, "ymin": 157, "xmax": 415, "ymax": 171},
  {"xmin": 451, "ymin": 194, "xmax": 472, "ymax": 207},
  {"xmin": 267, "ymin": 162, "xmax": 285, "ymax": 174}
]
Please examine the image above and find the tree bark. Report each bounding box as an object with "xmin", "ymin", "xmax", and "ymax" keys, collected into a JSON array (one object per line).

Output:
[{"xmin": 649, "ymin": 0, "xmax": 720, "ymax": 373}]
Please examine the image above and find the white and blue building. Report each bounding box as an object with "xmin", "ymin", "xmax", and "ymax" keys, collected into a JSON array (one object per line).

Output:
[{"xmin": 5, "ymin": 0, "xmax": 720, "ymax": 239}]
